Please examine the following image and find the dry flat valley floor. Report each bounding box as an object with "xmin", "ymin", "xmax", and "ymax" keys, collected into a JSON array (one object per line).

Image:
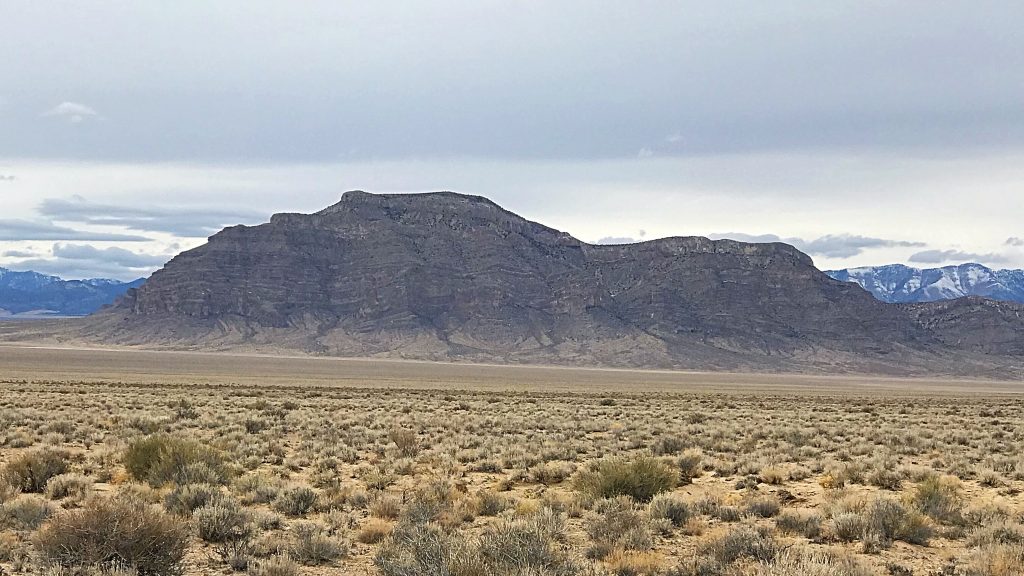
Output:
[{"xmin": 1, "ymin": 345, "xmax": 1024, "ymax": 575}]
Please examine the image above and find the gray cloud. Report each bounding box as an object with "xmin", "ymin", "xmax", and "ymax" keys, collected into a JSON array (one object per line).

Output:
[
  {"xmin": 1, "ymin": 250, "xmax": 38, "ymax": 258},
  {"xmin": 595, "ymin": 236, "xmax": 640, "ymax": 245},
  {"xmin": 52, "ymin": 243, "xmax": 168, "ymax": 268},
  {"xmin": 909, "ymin": 249, "xmax": 1010, "ymax": 265},
  {"xmin": 5, "ymin": 243, "xmax": 169, "ymax": 281},
  {"xmin": 1006, "ymin": 237, "xmax": 1024, "ymax": 247},
  {"xmin": 42, "ymin": 101, "xmax": 98, "ymax": 124},
  {"xmin": 1, "ymin": 2, "xmax": 1022, "ymax": 161},
  {"xmin": 39, "ymin": 196, "xmax": 267, "ymax": 238},
  {"xmin": 0, "ymin": 219, "xmax": 150, "ymax": 241},
  {"xmin": 6, "ymin": 258, "xmax": 148, "ymax": 281},
  {"xmin": 708, "ymin": 233, "xmax": 925, "ymax": 259},
  {"xmin": 0, "ymin": 174, "xmax": 15, "ymax": 182}
]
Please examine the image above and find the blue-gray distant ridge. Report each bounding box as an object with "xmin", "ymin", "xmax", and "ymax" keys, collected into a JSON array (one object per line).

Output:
[
  {"xmin": 0, "ymin": 267, "xmax": 145, "ymax": 317},
  {"xmin": 826, "ymin": 263, "xmax": 1024, "ymax": 304}
]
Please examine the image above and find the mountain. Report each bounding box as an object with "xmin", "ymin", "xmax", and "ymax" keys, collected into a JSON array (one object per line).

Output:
[
  {"xmin": 827, "ymin": 264, "xmax": 1024, "ymax": 304},
  {"xmin": 44, "ymin": 191, "xmax": 1024, "ymax": 375},
  {"xmin": 0, "ymin": 268, "xmax": 145, "ymax": 317}
]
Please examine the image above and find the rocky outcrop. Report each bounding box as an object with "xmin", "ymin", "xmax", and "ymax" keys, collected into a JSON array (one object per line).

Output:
[{"xmin": 81, "ymin": 191, "xmax": 1024, "ymax": 375}]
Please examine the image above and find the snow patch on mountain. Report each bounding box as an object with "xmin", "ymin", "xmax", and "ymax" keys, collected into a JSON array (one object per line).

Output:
[{"xmin": 827, "ymin": 263, "xmax": 1024, "ymax": 304}]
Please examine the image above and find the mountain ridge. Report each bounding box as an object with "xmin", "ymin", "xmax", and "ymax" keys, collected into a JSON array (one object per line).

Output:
[
  {"xmin": 0, "ymin": 267, "xmax": 144, "ymax": 317},
  {"xmin": 11, "ymin": 191, "xmax": 1024, "ymax": 377},
  {"xmin": 827, "ymin": 263, "xmax": 1024, "ymax": 304}
]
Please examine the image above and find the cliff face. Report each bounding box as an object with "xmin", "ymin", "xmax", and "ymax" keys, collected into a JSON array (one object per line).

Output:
[{"xmin": 94, "ymin": 191, "xmax": 1023, "ymax": 375}]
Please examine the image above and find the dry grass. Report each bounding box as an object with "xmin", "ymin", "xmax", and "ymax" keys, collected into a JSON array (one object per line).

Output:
[{"xmin": 0, "ymin": 348, "xmax": 1023, "ymax": 574}]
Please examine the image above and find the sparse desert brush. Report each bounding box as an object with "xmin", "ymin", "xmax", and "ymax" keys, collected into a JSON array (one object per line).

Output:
[
  {"xmin": 574, "ymin": 456, "xmax": 677, "ymax": 502},
  {"xmin": 586, "ymin": 496, "xmax": 654, "ymax": 558},
  {"xmin": 357, "ymin": 518, "xmax": 393, "ymax": 543},
  {"xmin": 699, "ymin": 523, "xmax": 778, "ymax": 564},
  {"xmin": 124, "ymin": 434, "xmax": 229, "ymax": 487},
  {"xmin": 43, "ymin": 472, "xmax": 93, "ymax": 501},
  {"xmin": 289, "ymin": 521, "xmax": 348, "ymax": 565},
  {"xmin": 750, "ymin": 546, "xmax": 873, "ymax": 576},
  {"xmin": 677, "ymin": 449, "xmax": 704, "ymax": 484},
  {"xmin": 648, "ymin": 493, "xmax": 691, "ymax": 527},
  {"xmin": 775, "ymin": 509, "xmax": 823, "ymax": 539},
  {"xmin": 605, "ymin": 550, "xmax": 665, "ymax": 576},
  {"xmin": 164, "ymin": 482, "xmax": 225, "ymax": 515},
  {"xmin": 273, "ymin": 485, "xmax": 318, "ymax": 517},
  {"xmin": 34, "ymin": 495, "xmax": 188, "ymax": 575},
  {"xmin": 0, "ymin": 448, "xmax": 68, "ymax": 493},
  {"xmin": 861, "ymin": 496, "xmax": 932, "ymax": 551},
  {"xmin": 250, "ymin": 554, "xmax": 300, "ymax": 576},
  {"xmin": 1, "ymin": 494, "xmax": 55, "ymax": 529},
  {"xmin": 911, "ymin": 474, "xmax": 965, "ymax": 524},
  {"xmin": 194, "ymin": 498, "xmax": 252, "ymax": 543}
]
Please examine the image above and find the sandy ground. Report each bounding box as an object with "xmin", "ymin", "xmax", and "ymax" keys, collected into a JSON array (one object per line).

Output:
[{"xmin": 1, "ymin": 343, "xmax": 1023, "ymax": 397}]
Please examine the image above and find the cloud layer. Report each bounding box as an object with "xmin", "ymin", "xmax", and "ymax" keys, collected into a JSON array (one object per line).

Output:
[
  {"xmin": 40, "ymin": 197, "xmax": 267, "ymax": 238},
  {"xmin": 708, "ymin": 233, "xmax": 926, "ymax": 259}
]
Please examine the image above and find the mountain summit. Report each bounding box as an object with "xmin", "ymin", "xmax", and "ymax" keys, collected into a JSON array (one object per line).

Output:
[
  {"xmin": 827, "ymin": 263, "xmax": 1024, "ymax": 304},
  {"xmin": 74, "ymin": 191, "xmax": 1023, "ymax": 375}
]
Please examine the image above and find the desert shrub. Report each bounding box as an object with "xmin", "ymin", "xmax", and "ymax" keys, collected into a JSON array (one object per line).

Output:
[
  {"xmin": 370, "ymin": 493, "xmax": 404, "ymax": 520},
  {"xmin": 832, "ymin": 512, "xmax": 865, "ymax": 542},
  {"xmin": 699, "ymin": 524, "xmax": 777, "ymax": 564},
  {"xmin": 124, "ymin": 435, "xmax": 228, "ymax": 487},
  {"xmin": 968, "ymin": 521, "xmax": 1024, "ymax": 548},
  {"xmin": 749, "ymin": 547, "xmax": 872, "ymax": 576},
  {"xmin": 388, "ymin": 428, "xmax": 420, "ymax": 458},
  {"xmin": 532, "ymin": 461, "xmax": 575, "ymax": 485},
  {"xmin": 1, "ymin": 494, "xmax": 55, "ymax": 529},
  {"xmin": 358, "ymin": 518, "xmax": 394, "ymax": 544},
  {"xmin": 375, "ymin": 522, "xmax": 477, "ymax": 576},
  {"xmin": 861, "ymin": 497, "xmax": 932, "ymax": 550},
  {"xmin": 475, "ymin": 490, "xmax": 511, "ymax": 517},
  {"xmin": 960, "ymin": 543, "xmax": 1024, "ymax": 576},
  {"xmin": 677, "ymin": 450, "xmax": 704, "ymax": 484},
  {"xmin": 911, "ymin": 475, "xmax": 964, "ymax": 524},
  {"xmin": 33, "ymin": 496, "xmax": 188, "ymax": 575},
  {"xmin": 649, "ymin": 493, "xmax": 691, "ymax": 527},
  {"xmin": 234, "ymin": 473, "xmax": 283, "ymax": 505},
  {"xmin": 273, "ymin": 486, "xmax": 318, "ymax": 517},
  {"xmin": 164, "ymin": 483, "xmax": 225, "ymax": 516},
  {"xmin": 652, "ymin": 435, "xmax": 687, "ymax": 455},
  {"xmin": 478, "ymin": 510, "xmax": 576, "ymax": 574},
  {"xmin": 250, "ymin": 554, "xmax": 300, "ymax": 576},
  {"xmin": 400, "ymin": 481, "xmax": 455, "ymax": 525},
  {"xmin": 775, "ymin": 510, "xmax": 823, "ymax": 539},
  {"xmin": 44, "ymin": 473, "xmax": 93, "ymax": 501},
  {"xmin": 290, "ymin": 521, "xmax": 347, "ymax": 565},
  {"xmin": 574, "ymin": 456, "xmax": 677, "ymax": 503},
  {"xmin": 868, "ymin": 468, "xmax": 903, "ymax": 491},
  {"xmin": 605, "ymin": 550, "xmax": 665, "ymax": 576},
  {"xmin": 744, "ymin": 496, "xmax": 780, "ymax": 518},
  {"xmin": 0, "ymin": 449, "xmax": 68, "ymax": 493},
  {"xmin": 194, "ymin": 499, "xmax": 252, "ymax": 543},
  {"xmin": 586, "ymin": 497, "xmax": 654, "ymax": 558}
]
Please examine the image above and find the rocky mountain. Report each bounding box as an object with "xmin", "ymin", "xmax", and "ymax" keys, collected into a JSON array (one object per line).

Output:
[
  {"xmin": 827, "ymin": 264, "xmax": 1024, "ymax": 304},
  {"xmin": 60, "ymin": 191, "xmax": 1024, "ymax": 375},
  {"xmin": 0, "ymin": 268, "xmax": 145, "ymax": 317}
]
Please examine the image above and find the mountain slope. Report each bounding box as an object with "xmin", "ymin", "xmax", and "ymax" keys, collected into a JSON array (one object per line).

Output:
[
  {"xmin": 827, "ymin": 264, "xmax": 1024, "ymax": 304},
  {"xmin": 0, "ymin": 268, "xmax": 145, "ymax": 317},
  {"xmin": 63, "ymin": 191, "xmax": 1023, "ymax": 375}
]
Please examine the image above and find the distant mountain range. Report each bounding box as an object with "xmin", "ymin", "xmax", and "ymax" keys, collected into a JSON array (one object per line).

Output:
[
  {"xmin": 827, "ymin": 264, "xmax": 1024, "ymax": 304},
  {"xmin": 0, "ymin": 268, "xmax": 144, "ymax": 317},
  {"xmin": 11, "ymin": 190, "xmax": 1012, "ymax": 377}
]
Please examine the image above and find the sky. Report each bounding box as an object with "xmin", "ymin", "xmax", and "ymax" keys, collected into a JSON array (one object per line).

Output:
[{"xmin": 1, "ymin": 1, "xmax": 1022, "ymax": 280}]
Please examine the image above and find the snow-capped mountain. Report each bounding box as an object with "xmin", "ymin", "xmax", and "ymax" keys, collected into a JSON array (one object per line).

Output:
[
  {"xmin": 0, "ymin": 268, "xmax": 145, "ymax": 317},
  {"xmin": 826, "ymin": 263, "xmax": 1024, "ymax": 304}
]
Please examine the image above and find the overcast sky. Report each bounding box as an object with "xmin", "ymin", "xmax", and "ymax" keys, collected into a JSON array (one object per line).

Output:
[{"xmin": 2, "ymin": 1, "xmax": 1022, "ymax": 279}]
